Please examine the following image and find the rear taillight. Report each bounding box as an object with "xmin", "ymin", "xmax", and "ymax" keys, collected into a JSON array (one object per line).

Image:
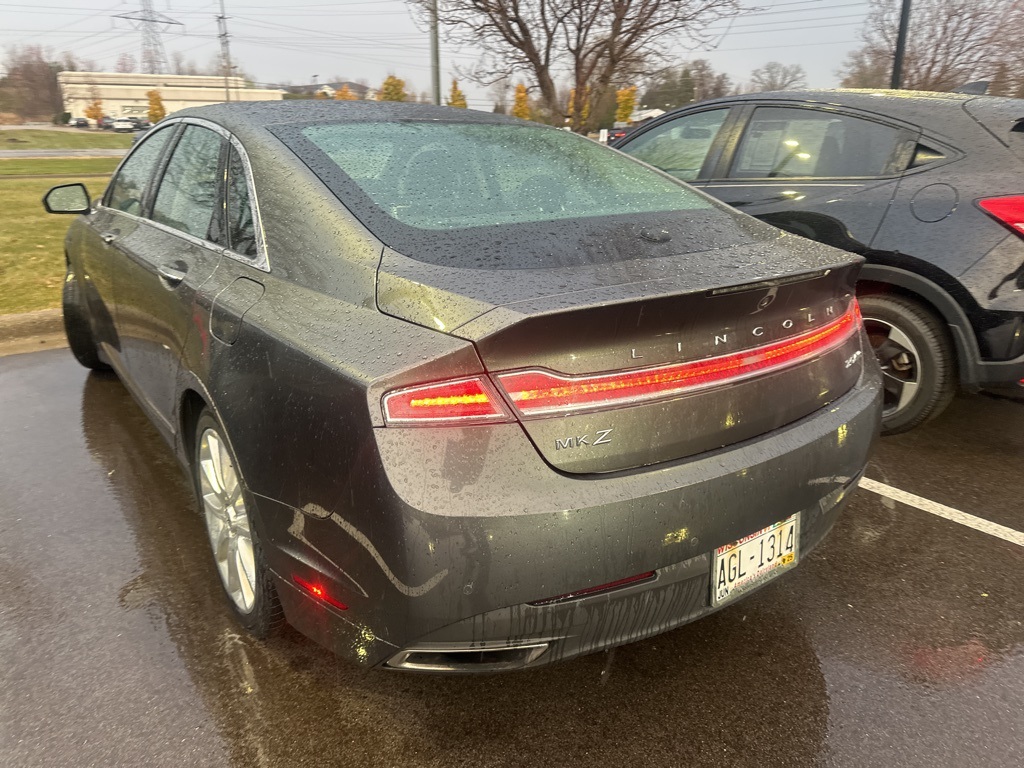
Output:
[
  {"xmin": 383, "ymin": 302, "xmax": 861, "ymax": 426},
  {"xmin": 382, "ymin": 375, "xmax": 514, "ymax": 426},
  {"xmin": 496, "ymin": 301, "xmax": 861, "ymax": 418},
  {"xmin": 978, "ymin": 196, "xmax": 1024, "ymax": 237}
]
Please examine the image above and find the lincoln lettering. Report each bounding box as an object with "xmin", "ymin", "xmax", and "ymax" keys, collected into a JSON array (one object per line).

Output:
[{"xmin": 626, "ymin": 303, "xmax": 838, "ymax": 361}]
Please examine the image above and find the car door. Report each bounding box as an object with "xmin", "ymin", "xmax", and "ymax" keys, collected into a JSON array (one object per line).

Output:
[
  {"xmin": 113, "ymin": 121, "xmax": 227, "ymax": 438},
  {"xmin": 181, "ymin": 139, "xmax": 269, "ymax": 385},
  {"xmin": 616, "ymin": 106, "xmax": 741, "ymax": 187},
  {"xmin": 702, "ymin": 105, "xmax": 918, "ymax": 253},
  {"xmin": 86, "ymin": 124, "xmax": 178, "ymax": 360}
]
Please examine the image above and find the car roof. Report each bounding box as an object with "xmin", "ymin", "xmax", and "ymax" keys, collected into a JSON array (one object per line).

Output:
[
  {"xmin": 170, "ymin": 100, "xmax": 526, "ymax": 135},
  {"xmin": 675, "ymin": 88, "xmax": 1022, "ymax": 125}
]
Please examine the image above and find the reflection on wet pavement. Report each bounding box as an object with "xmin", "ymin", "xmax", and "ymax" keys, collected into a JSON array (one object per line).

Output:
[{"xmin": 2, "ymin": 348, "xmax": 1023, "ymax": 767}]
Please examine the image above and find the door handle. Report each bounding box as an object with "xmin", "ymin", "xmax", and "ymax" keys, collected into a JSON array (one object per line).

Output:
[
  {"xmin": 100, "ymin": 232, "xmax": 118, "ymax": 244},
  {"xmin": 157, "ymin": 263, "xmax": 187, "ymax": 286}
]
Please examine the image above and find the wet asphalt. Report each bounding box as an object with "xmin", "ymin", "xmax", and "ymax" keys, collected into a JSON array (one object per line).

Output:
[{"xmin": 1, "ymin": 347, "xmax": 1022, "ymax": 768}]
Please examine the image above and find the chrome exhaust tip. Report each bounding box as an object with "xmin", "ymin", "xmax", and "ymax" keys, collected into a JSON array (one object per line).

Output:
[{"xmin": 385, "ymin": 642, "xmax": 550, "ymax": 673}]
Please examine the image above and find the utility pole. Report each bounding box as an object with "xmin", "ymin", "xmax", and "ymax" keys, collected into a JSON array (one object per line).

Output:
[
  {"xmin": 430, "ymin": 0, "xmax": 440, "ymax": 105},
  {"xmin": 890, "ymin": 0, "xmax": 912, "ymax": 89},
  {"xmin": 217, "ymin": 0, "xmax": 233, "ymax": 102},
  {"xmin": 114, "ymin": 0, "xmax": 182, "ymax": 75}
]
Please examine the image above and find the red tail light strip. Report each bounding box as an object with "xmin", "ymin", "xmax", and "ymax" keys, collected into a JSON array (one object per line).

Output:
[
  {"xmin": 496, "ymin": 301, "xmax": 861, "ymax": 418},
  {"xmin": 382, "ymin": 375, "xmax": 514, "ymax": 425}
]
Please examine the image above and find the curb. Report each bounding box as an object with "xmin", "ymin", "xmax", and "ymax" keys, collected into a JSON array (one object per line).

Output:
[
  {"xmin": 0, "ymin": 308, "xmax": 63, "ymax": 341},
  {"xmin": 0, "ymin": 309, "xmax": 67, "ymax": 358}
]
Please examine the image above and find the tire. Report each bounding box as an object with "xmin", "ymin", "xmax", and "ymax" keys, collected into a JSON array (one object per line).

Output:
[
  {"xmin": 192, "ymin": 409, "xmax": 283, "ymax": 638},
  {"xmin": 62, "ymin": 272, "xmax": 109, "ymax": 370},
  {"xmin": 859, "ymin": 293, "xmax": 957, "ymax": 435}
]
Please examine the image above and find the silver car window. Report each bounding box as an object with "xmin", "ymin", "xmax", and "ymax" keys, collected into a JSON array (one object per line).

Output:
[
  {"xmin": 106, "ymin": 126, "xmax": 174, "ymax": 216},
  {"xmin": 623, "ymin": 109, "xmax": 730, "ymax": 181},
  {"xmin": 152, "ymin": 125, "xmax": 225, "ymax": 240}
]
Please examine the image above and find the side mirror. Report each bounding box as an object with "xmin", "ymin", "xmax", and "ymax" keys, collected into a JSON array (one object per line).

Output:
[{"xmin": 43, "ymin": 183, "xmax": 91, "ymax": 215}]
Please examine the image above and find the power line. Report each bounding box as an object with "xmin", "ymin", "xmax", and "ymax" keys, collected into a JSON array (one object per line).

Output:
[{"xmin": 706, "ymin": 38, "xmax": 860, "ymax": 53}]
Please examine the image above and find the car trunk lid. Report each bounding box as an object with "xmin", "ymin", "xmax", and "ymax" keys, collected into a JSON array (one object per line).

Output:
[{"xmin": 378, "ymin": 237, "xmax": 865, "ymax": 474}]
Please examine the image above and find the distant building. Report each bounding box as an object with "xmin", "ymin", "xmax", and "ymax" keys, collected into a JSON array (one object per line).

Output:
[
  {"xmin": 58, "ymin": 71, "xmax": 285, "ymax": 122},
  {"xmin": 283, "ymin": 81, "xmax": 379, "ymax": 101},
  {"xmin": 630, "ymin": 108, "xmax": 666, "ymax": 123}
]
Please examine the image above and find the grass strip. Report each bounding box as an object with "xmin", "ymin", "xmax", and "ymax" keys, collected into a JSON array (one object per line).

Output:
[
  {"xmin": 0, "ymin": 129, "xmax": 132, "ymax": 150},
  {"xmin": 0, "ymin": 175, "xmax": 111, "ymax": 314},
  {"xmin": 0, "ymin": 158, "xmax": 121, "ymax": 176}
]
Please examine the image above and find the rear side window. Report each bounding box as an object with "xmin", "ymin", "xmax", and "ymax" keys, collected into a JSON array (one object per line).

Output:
[
  {"xmin": 729, "ymin": 107, "xmax": 901, "ymax": 179},
  {"xmin": 105, "ymin": 126, "xmax": 174, "ymax": 215},
  {"xmin": 621, "ymin": 109, "xmax": 730, "ymax": 181},
  {"xmin": 909, "ymin": 143, "xmax": 947, "ymax": 168},
  {"xmin": 152, "ymin": 125, "xmax": 225, "ymax": 240},
  {"xmin": 962, "ymin": 99, "xmax": 1024, "ymax": 162},
  {"xmin": 225, "ymin": 145, "xmax": 257, "ymax": 257}
]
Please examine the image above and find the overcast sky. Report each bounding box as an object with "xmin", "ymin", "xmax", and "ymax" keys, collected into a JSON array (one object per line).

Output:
[{"xmin": 1, "ymin": 0, "xmax": 872, "ymax": 108}]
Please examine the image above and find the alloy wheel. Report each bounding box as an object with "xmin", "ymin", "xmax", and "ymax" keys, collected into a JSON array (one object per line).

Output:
[
  {"xmin": 198, "ymin": 427, "xmax": 256, "ymax": 614},
  {"xmin": 863, "ymin": 317, "xmax": 922, "ymax": 418}
]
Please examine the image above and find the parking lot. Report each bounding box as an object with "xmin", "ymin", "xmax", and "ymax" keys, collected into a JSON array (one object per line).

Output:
[{"xmin": 2, "ymin": 346, "xmax": 1023, "ymax": 768}]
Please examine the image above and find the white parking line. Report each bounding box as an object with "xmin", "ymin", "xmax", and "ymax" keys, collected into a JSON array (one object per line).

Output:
[{"xmin": 859, "ymin": 477, "xmax": 1024, "ymax": 548}]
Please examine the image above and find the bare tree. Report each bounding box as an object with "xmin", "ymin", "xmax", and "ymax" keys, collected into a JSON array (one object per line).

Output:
[
  {"xmin": 489, "ymin": 76, "xmax": 511, "ymax": 113},
  {"xmin": 689, "ymin": 58, "xmax": 731, "ymax": 100},
  {"xmin": 115, "ymin": 52, "xmax": 137, "ymax": 73},
  {"xmin": 838, "ymin": 0, "xmax": 1024, "ymax": 91},
  {"xmin": 748, "ymin": 61, "xmax": 806, "ymax": 92},
  {"xmin": 410, "ymin": 0, "xmax": 745, "ymax": 131},
  {"xmin": 0, "ymin": 45, "xmax": 75, "ymax": 121},
  {"xmin": 170, "ymin": 50, "xmax": 186, "ymax": 75}
]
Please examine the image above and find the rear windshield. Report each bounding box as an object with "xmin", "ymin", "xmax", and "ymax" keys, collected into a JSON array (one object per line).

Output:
[
  {"xmin": 270, "ymin": 118, "xmax": 761, "ymax": 269},
  {"xmin": 294, "ymin": 121, "xmax": 711, "ymax": 230}
]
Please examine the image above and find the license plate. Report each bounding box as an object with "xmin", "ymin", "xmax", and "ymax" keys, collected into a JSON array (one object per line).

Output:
[{"xmin": 712, "ymin": 513, "xmax": 799, "ymax": 607}]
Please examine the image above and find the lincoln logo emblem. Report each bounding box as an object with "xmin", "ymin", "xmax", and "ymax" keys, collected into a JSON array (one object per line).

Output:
[{"xmin": 754, "ymin": 288, "xmax": 778, "ymax": 313}]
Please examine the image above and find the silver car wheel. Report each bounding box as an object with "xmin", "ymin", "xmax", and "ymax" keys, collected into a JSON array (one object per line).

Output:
[
  {"xmin": 863, "ymin": 316, "xmax": 922, "ymax": 418},
  {"xmin": 199, "ymin": 427, "xmax": 256, "ymax": 614}
]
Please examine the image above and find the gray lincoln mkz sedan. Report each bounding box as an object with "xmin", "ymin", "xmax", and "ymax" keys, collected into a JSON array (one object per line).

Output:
[{"xmin": 44, "ymin": 102, "xmax": 881, "ymax": 672}]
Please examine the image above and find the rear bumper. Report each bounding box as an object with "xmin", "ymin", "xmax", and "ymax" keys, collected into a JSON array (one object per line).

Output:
[
  {"xmin": 264, "ymin": 363, "xmax": 882, "ymax": 673},
  {"xmin": 382, "ymin": 475, "xmax": 857, "ymax": 673}
]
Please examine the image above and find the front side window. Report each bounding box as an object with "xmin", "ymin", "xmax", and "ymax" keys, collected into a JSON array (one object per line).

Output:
[
  {"xmin": 729, "ymin": 107, "xmax": 901, "ymax": 179},
  {"xmin": 105, "ymin": 126, "xmax": 174, "ymax": 215},
  {"xmin": 152, "ymin": 125, "xmax": 225, "ymax": 240},
  {"xmin": 225, "ymin": 145, "xmax": 257, "ymax": 257},
  {"xmin": 621, "ymin": 109, "xmax": 730, "ymax": 181}
]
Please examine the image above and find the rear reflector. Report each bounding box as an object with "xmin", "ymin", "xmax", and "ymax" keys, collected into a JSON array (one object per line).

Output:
[
  {"xmin": 498, "ymin": 301, "xmax": 861, "ymax": 417},
  {"xmin": 529, "ymin": 571, "xmax": 657, "ymax": 606},
  {"xmin": 978, "ymin": 195, "xmax": 1024, "ymax": 237},
  {"xmin": 382, "ymin": 375, "xmax": 514, "ymax": 425},
  {"xmin": 293, "ymin": 575, "xmax": 349, "ymax": 611}
]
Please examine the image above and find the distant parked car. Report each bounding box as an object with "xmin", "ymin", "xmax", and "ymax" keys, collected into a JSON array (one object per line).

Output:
[
  {"xmin": 70, "ymin": 117, "xmax": 89, "ymax": 129},
  {"xmin": 112, "ymin": 118, "xmax": 135, "ymax": 133},
  {"xmin": 616, "ymin": 89, "xmax": 1024, "ymax": 433},
  {"xmin": 98, "ymin": 116, "xmax": 115, "ymax": 130}
]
